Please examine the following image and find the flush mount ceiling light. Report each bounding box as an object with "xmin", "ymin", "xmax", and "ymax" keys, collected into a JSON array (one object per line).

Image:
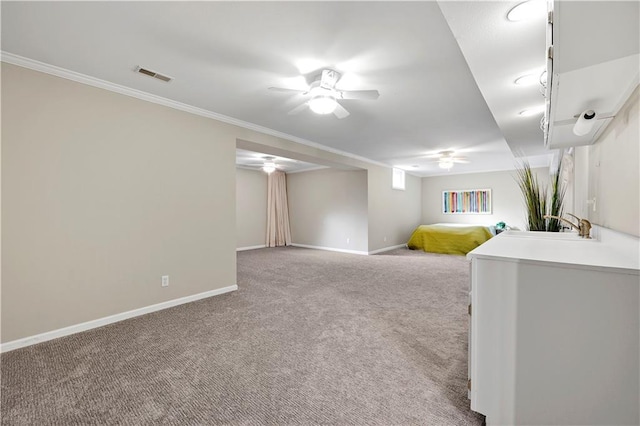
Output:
[
  {"xmin": 507, "ymin": 0, "xmax": 546, "ymax": 21},
  {"xmin": 519, "ymin": 104, "xmax": 546, "ymax": 117},
  {"xmin": 514, "ymin": 73, "xmax": 539, "ymax": 86}
]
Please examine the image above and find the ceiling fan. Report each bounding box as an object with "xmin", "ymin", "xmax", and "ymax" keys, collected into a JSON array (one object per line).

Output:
[
  {"xmin": 268, "ymin": 69, "xmax": 380, "ymax": 119},
  {"xmin": 238, "ymin": 156, "xmax": 281, "ymax": 173},
  {"xmin": 239, "ymin": 155, "xmax": 309, "ymax": 174},
  {"xmin": 427, "ymin": 151, "xmax": 470, "ymax": 170}
]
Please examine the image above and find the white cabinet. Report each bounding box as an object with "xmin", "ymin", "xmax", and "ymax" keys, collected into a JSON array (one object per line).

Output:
[
  {"xmin": 467, "ymin": 229, "xmax": 639, "ymax": 425},
  {"xmin": 544, "ymin": 1, "xmax": 639, "ymax": 149}
]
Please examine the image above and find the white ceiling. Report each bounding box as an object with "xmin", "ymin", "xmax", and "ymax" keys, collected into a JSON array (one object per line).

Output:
[
  {"xmin": 438, "ymin": 1, "xmax": 549, "ymax": 158},
  {"xmin": 1, "ymin": 1, "xmax": 556, "ymax": 176}
]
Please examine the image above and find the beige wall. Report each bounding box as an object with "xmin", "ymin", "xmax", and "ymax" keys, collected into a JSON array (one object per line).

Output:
[
  {"xmin": 367, "ymin": 167, "xmax": 422, "ymax": 252},
  {"xmin": 287, "ymin": 169, "xmax": 368, "ymax": 253},
  {"xmin": 236, "ymin": 168, "xmax": 267, "ymax": 249},
  {"xmin": 2, "ymin": 63, "xmax": 239, "ymax": 342},
  {"xmin": 3, "ymin": 63, "xmax": 254, "ymax": 343},
  {"xmin": 421, "ymin": 168, "xmax": 550, "ymax": 231},
  {"xmin": 574, "ymin": 86, "xmax": 639, "ymax": 237}
]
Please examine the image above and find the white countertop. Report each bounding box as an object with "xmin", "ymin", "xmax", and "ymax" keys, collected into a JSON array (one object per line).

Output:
[{"xmin": 467, "ymin": 228, "xmax": 640, "ymax": 274}]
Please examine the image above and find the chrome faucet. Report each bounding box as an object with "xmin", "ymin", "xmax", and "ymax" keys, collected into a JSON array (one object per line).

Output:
[{"xmin": 544, "ymin": 213, "xmax": 592, "ymax": 238}]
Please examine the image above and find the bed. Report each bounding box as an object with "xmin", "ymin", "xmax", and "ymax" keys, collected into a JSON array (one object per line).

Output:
[{"xmin": 407, "ymin": 223, "xmax": 493, "ymax": 255}]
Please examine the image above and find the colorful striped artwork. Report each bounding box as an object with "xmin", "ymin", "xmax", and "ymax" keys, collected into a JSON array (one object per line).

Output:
[{"xmin": 442, "ymin": 189, "xmax": 491, "ymax": 214}]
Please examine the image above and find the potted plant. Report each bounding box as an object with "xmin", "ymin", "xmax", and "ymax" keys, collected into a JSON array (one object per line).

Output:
[{"xmin": 515, "ymin": 159, "xmax": 565, "ymax": 232}]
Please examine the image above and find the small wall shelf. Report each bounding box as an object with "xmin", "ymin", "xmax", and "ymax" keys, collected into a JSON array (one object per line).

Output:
[{"xmin": 443, "ymin": 189, "xmax": 491, "ymax": 214}]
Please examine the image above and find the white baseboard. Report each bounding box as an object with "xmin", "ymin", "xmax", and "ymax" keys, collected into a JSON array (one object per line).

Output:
[
  {"xmin": 290, "ymin": 243, "xmax": 369, "ymax": 256},
  {"xmin": 236, "ymin": 245, "xmax": 266, "ymax": 251},
  {"xmin": 0, "ymin": 285, "xmax": 238, "ymax": 353},
  {"xmin": 290, "ymin": 243, "xmax": 407, "ymax": 255},
  {"xmin": 368, "ymin": 244, "xmax": 408, "ymax": 255}
]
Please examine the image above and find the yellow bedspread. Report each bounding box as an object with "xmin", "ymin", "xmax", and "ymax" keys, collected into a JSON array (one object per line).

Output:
[{"xmin": 407, "ymin": 224, "xmax": 493, "ymax": 255}]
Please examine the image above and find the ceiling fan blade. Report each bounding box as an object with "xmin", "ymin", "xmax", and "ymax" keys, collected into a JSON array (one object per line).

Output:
[
  {"xmin": 453, "ymin": 158, "xmax": 470, "ymax": 164},
  {"xmin": 268, "ymin": 87, "xmax": 308, "ymax": 95},
  {"xmin": 338, "ymin": 90, "xmax": 380, "ymax": 100},
  {"xmin": 333, "ymin": 103, "xmax": 350, "ymax": 119},
  {"xmin": 288, "ymin": 103, "xmax": 308, "ymax": 115}
]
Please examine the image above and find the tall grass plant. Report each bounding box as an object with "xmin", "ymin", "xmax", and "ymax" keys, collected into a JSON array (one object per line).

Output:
[{"xmin": 515, "ymin": 159, "xmax": 565, "ymax": 232}]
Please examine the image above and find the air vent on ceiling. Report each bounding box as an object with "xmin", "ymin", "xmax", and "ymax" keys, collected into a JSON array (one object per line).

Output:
[{"xmin": 134, "ymin": 66, "xmax": 173, "ymax": 82}]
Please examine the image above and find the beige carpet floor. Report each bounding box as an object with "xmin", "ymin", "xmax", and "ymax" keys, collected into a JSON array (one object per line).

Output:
[{"xmin": 1, "ymin": 246, "xmax": 484, "ymax": 425}]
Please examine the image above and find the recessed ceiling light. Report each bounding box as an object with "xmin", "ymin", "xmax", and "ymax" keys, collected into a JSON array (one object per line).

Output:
[
  {"xmin": 514, "ymin": 73, "xmax": 539, "ymax": 86},
  {"xmin": 507, "ymin": 0, "xmax": 546, "ymax": 22},
  {"xmin": 519, "ymin": 105, "xmax": 546, "ymax": 117}
]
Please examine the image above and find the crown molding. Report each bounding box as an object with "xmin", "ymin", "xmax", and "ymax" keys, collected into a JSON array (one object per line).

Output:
[{"xmin": 1, "ymin": 52, "xmax": 389, "ymax": 169}]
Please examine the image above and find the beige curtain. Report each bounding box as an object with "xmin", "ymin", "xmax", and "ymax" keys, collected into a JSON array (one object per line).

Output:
[{"xmin": 266, "ymin": 170, "xmax": 292, "ymax": 247}]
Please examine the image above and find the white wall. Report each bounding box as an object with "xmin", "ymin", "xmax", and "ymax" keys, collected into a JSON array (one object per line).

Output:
[
  {"xmin": 421, "ymin": 168, "xmax": 550, "ymax": 231},
  {"xmin": 287, "ymin": 169, "xmax": 368, "ymax": 253},
  {"xmin": 574, "ymin": 86, "xmax": 639, "ymax": 237},
  {"xmin": 236, "ymin": 168, "xmax": 267, "ymax": 249},
  {"xmin": 367, "ymin": 167, "xmax": 422, "ymax": 252}
]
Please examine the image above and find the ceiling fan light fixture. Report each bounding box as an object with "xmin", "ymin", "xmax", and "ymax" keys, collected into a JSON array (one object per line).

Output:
[
  {"xmin": 309, "ymin": 95, "xmax": 338, "ymax": 115},
  {"xmin": 507, "ymin": 0, "xmax": 546, "ymax": 22},
  {"xmin": 262, "ymin": 162, "xmax": 276, "ymax": 174},
  {"xmin": 439, "ymin": 160, "xmax": 454, "ymax": 170}
]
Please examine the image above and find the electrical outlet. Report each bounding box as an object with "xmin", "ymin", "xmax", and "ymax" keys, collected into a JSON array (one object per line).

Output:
[
  {"xmin": 346, "ymin": 237, "xmax": 350, "ymax": 244},
  {"xmin": 384, "ymin": 236, "xmax": 387, "ymax": 242},
  {"xmin": 161, "ymin": 275, "xmax": 169, "ymax": 287}
]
